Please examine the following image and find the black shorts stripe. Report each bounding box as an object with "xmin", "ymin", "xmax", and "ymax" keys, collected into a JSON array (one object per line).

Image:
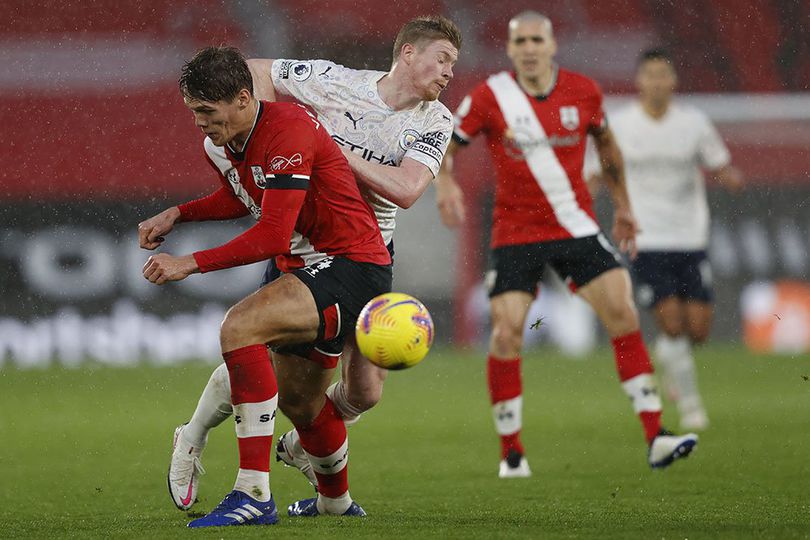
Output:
[{"xmin": 265, "ymin": 174, "xmax": 309, "ymax": 190}]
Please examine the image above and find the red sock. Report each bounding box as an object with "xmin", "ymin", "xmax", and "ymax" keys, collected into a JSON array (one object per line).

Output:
[
  {"xmin": 487, "ymin": 355, "xmax": 524, "ymax": 458},
  {"xmin": 295, "ymin": 397, "xmax": 349, "ymax": 498},
  {"xmin": 612, "ymin": 331, "xmax": 662, "ymax": 444},
  {"xmin": 223, "ymin": 344, "xmax": 277, "ymax": 472}
]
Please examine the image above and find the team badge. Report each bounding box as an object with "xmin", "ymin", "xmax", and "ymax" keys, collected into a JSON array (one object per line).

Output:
[
  {"xmin": 251, "ymin": 166, "xmax": 266, "ymax": 188},
  {"xmin": 560, "ymin": 106, "xmax": 579, "ymax": 130},
  {"xmin": 399, "ymin": 129, "xmax": 420, "ymax": 150},
  {"xmin": 292, "ymin": 62, "xmax": 313, "ymax": 82}
]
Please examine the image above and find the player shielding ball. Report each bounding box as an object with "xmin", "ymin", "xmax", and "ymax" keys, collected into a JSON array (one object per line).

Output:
[
  {"xmin": 436, "ymin": 11, "xmax": 697, "ymax": 478},
  {"xmin": 139, "ymin": 46, "xmax": 392, "ymax": 526},
  {"xmin": 594, "ymin": 48, "xmax": 743, "ymax": 430},
  {"xmin": 161, "ymin": 16, "xmax": 461, "ymax": 514}
]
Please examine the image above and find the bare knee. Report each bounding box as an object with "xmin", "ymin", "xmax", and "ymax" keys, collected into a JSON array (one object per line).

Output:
[
  {"xmin": 601, "ymin": 299, "xmax": 640, "ymax": 337},
  {"xmin": 659, "ymin": 317, "xmax": 684, "ymax": 338},
  {"xmin": 278, "ymin": 388, "xmax": 325, "ymax": 427},
  {"xmin": 490, "ymin": 322, "xmax": 523, "ymax": 358},
  {"xmin": 220, "ymin": 304, "xmax": 255, "ymax": 351},
  {"xmin": 688, "ymin": 326, "xmax": 710, "ymax": 345},
  {"xmin": 345, "ymin": 380, "xmax": 383, "ymax": 412}
]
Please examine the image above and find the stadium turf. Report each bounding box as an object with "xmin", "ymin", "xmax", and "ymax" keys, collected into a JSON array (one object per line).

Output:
[{"xmin": 1, "ymin": 344, "xmax": 808, "ymax": 539}]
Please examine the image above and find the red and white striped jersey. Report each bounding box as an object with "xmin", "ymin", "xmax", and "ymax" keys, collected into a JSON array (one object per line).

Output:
[
  {"xmin": 454, "ymin": 67, "xmax": 606, "ymax": 248},
  {"xmin": 181, "ymin": 101, "xmax": 390, "ymax": 273}
]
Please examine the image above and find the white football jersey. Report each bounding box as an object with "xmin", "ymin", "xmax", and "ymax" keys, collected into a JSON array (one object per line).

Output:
[
  {"xmin": 271, "ymin": 58, "xmax": 454, "ymax": 247},
  {"xmin": 610, "ymin": 102, "xmax": 730, "ymax": 250}
]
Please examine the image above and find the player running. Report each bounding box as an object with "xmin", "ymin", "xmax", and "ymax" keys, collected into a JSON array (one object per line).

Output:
[
  {"xmin": 140, "ymin": 46, "xmax": 392, "ymax": 526},
  {"xmin": 163, "ymin": 16, "xmax": 461, "ymax": 514},
  {"xmin": 594, "ymin": 48, "xmax": 743, "ymax": 430},
  {"xmin": 435, "ymin": 11, "xmax": 697, "ymax": 478}
]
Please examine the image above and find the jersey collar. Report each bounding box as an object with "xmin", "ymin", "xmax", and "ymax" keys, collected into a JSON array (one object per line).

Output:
[{"xmin": 227, "ymin": 101, "xmax": 264, "ymax": 158}]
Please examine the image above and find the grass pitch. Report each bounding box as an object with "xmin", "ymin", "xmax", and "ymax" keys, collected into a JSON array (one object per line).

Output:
[{"xmin": 1, "ymin": 345, "xmax": 808, "ymax": 539}]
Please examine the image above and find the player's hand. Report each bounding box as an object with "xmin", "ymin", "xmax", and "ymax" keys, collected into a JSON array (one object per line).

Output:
[
  {"xmin": 612, "ymin": 206, "xmax": 639, "ymax": 260},
  {"xmin": 142, "ymin": 253, "xmax": 198, "ymax": 285},
  {"xmin": 436, "ymin": 175, "xmax": 466, "ymax": 228},
  {"xmin": 138, "ymin": 207, "xmax": 181, "ymax": 250}
]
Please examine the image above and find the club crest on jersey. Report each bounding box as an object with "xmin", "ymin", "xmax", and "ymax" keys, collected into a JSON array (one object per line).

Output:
[
  {"xmin": 560, "ymin": 106, "xmax": 579, "ymax": 130},
  {"xmin": 399, "ymin": 129, "xmax": 420, "ymax": 150},
  {"xmin": 292, "ymin": 62, "xmax": 313, "ymax": 82},
  {"xmin": 251, "ymin": 166, "xmax": 266, "ymax": 188},
  {"xmin": 271, "ymin": 153, "xmax": 303, "ymax": 171}
]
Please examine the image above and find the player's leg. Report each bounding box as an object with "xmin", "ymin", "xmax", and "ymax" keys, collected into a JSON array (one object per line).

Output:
[
  {"xmin": 577, "ymin": 266, "xmax": 665, "ymax": 437},
  {"xmin": 189, "ymin": 274, "xmax": 320, "ymax": 528},
  {"xmin": 169, "ymin": 259, "xmax": 282, "ymax": 510},
  {"xmin": 484, "ymin": 244, "xmax": 541, "ymax": 478},
  {"xmin": 488, "ymin": 289, "xmax": 534, "ymax": 477},
  {"xmin": 565, "ymin": 235, "xmax": 696, "ymax": 467},
  {"xmin": 274, "ymin": 350, "xmax": 364, "ymax": 516},
  {"xmin": 282, "ymin": 256, "xmax": 392, "ymax": 517},
  {"xmin": 672, "ymin": 253, "xmax": 715, "ymax": 429},
  {"xmin": 168, "ymin": 363, "xmax": 232, "ymax": 510}
]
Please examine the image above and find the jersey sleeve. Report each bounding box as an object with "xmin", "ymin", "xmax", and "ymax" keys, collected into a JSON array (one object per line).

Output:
[
  {"xmin": 696, "ymin": 112, "xmax": 731, "ymax": 170},
  {"xmin": 452, "ymin": 83, "xmax": 492, "ymax": 144},
  {"xmin": 191, "ymin": 117, "xmax": 317, "ymax": 273},
  {"xmin": 271, "ymin": 58, "xmax": 340, "ymax": 107},
  {"xmin": 403, "ymin": 107, "xmax": 453, "ymax": 177}
]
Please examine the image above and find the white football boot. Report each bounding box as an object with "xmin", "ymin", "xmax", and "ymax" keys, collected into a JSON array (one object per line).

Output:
[
  {"xmin": 498, "ymin": 449, "xmax": 532, "ymax": 478},
  {"xmin": 275, "ymin": 430, "xmax": 318, "ymax": 487},
  {"xmin": 648, "ymin": 430, "xmax": 698, "ymax": 469},
  {"xmin": 168, "ymin": 424, "xmax": 206, "ymax": 510}
]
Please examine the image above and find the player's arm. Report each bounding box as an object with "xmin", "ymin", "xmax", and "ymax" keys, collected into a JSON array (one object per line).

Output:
[
  {"xmin": 143, "ymin": 186, "xmax": 306, "ymax": 284},
  {"xmin": 137, "ymin": 187, "xmax": 249, "ymax": 250},
  {"xmin": 434, "ymin": 139, "xmax": 465, "ymax": 228},
  {"xmin": 709, "ymin": 164, "xmax": 744, "ymax": 192},
  {"xmin": 340, "ymin": 151, "xmax": 432, "ymax": 209},
  {"xmin": 246, "ymin": 59, "xmax": 277, "ymax": 101},
  {"xmin": 591, "ymin": 125, "xmax": 638, "ymax": 258}
]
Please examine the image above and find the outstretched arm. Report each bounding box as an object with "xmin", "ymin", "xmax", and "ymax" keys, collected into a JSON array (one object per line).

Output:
[
  {"xmin": 591, "ymin": 126, "xmax": 638, "ymax": 258},
  {"xmin": 434, "ymin": 139, "xmax": 465, "ymax": 228}
]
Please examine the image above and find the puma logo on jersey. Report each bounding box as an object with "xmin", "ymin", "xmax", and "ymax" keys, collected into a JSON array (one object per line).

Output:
[
  {"xmin": 344, "ymin": 111, "xmax": 367, "ymax": 130},
  {"xmin": 271, "ymin": 153, "xmax": 303, "ymax": 170}
]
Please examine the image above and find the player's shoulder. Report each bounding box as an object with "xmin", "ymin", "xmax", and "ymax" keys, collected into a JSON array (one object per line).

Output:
[
  {"xmin": 260, "ymin": 101, "xmax": 319, "ymax": 132},
  {"xmin": 422, "ymin": 99, "xmax": 454, "ymax": 127},
  {"xmin": 671, "ymin": 102, "xmax": 711, "ymax": 123},
  {"xmin": 611, "ymin": 101, "xmax": 642, "ymax": 121},
  {"xmin": 557, "ymin": 67, "xmax": 601, "ymax": 96}
]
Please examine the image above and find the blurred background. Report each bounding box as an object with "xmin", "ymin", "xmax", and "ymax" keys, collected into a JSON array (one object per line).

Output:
[{"xmin": 1, "ymin": 0, "xmax": 809, "ymax": 368}]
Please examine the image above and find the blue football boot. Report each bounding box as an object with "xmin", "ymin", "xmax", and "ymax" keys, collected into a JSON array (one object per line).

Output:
[
  {"xmin": 187, "ymin": 490, "xmax": 278, "ymax": 528},
  {"xmin": 288, "ymin": 497, "xmax": 366, "ymax": 517}
]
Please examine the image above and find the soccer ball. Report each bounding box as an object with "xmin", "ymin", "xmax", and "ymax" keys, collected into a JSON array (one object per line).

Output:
[{"xmin": 355, "ymin": 292, "xmax": 434, "ymax": 370}]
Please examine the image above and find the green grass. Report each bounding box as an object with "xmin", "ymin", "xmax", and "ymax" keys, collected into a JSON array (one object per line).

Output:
[{"xmin": 1, "ymin": 345, "xmax": 809, "ymax": 539}]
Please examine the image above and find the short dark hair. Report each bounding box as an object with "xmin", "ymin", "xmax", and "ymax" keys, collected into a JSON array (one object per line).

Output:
[
  {"xmin": 638, "ymin": 47, "xmax": 675, "ymax": 68},
  {"xmin": 179, "ymin": 46, "xmax": 253, "ymax": 103},
  {"xmin": 392, "ymin": 15, "xmax": 462, "ymax": 64}
]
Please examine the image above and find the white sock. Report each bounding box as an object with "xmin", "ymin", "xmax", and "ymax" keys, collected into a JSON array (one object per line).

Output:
[
  {"xmin": 326, "ymin": 381, "xmax": 364, "ymax": 425},
  {"xmin": 492, "ymin": 396, "xmax": 523, "ymax": 436},
  {"xmin": 183, "ymin": 363, "xmax": 233, "ymax": 447},
  {"xmin": 316, "ymin": 491, "xmax": 352, "ymax": 515},
  {"xmin": 621, "ymin": 373, "xmax": 662, "ymax": 414},
  {"xmin": 655, "ymin": 335, "xmax": 704, "ymax": 414},
  {"xmin": 234, "ymin": 469, "xmax": 271, "ymax": 502}
]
